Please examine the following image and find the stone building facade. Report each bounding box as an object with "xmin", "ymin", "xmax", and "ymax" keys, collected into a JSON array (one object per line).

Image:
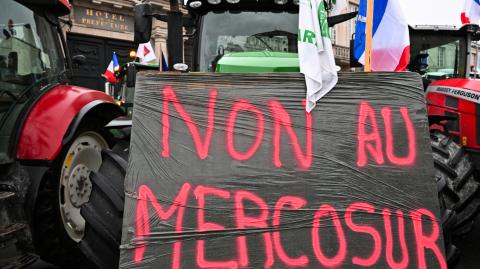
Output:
[{"xmin": 63, "ymin": 0, "xmax": 171, "ymax": 90}]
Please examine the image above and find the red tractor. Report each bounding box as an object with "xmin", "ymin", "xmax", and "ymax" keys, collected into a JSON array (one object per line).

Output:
[
  {"xmin": 406, "ymin": 24, "xmax": 480, "ymax": 264},
  {"xmin": 0, "ymin": 0, "xmax": 126, "ymax": 268}
]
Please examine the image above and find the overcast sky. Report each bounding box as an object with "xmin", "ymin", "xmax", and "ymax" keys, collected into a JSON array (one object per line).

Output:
[{"xmin": 402, "ymin": 0, "xmax": 465, "ymax": 28}]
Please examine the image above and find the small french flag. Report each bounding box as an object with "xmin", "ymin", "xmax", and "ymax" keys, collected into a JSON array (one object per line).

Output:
[
  {"xmin": 354, "ymin": 0, "xmax": 410, "ymax": 71},
  {"xmin": 103, "ymin": 52, "xmax": 120, "ymax": 83},
  {"xmin": 461, "ymin": 0, "xmax": 480, "ymax": 24}
]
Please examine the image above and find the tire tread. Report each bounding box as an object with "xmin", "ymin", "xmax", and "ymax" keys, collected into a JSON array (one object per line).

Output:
[
  {"xmin": 79, "ymin": 146, "xmax": 128, "ymax": 269},
  {"xmin": 432, "ymin": 131, "xmax": 480, "ymax": 267}
]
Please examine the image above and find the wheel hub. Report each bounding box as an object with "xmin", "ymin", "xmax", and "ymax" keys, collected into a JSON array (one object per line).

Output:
[
  {"xmin": 67, "ymin": 164, "xmax": 92, "ymax": 207},
  {"xmin": 59, "ymin": 131, "xmax": 108, "ymax": 242}
]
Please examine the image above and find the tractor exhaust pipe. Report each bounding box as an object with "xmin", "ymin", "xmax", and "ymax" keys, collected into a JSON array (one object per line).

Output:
[{"xmin": 167, "ymin": 8, "xmax": 184, "ymax": 68}]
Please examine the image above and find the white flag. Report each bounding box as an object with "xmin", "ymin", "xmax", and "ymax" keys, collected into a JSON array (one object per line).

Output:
[
  {"xmin": 136, "ymin": 41, "xmax": 158, "ymax": 64},
  {"xmin": 299, "ymin": 0, "xmax": 338, "ymax": 112}
]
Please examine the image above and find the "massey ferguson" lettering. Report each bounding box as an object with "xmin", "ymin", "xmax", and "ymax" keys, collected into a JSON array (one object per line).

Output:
[{"xmin": 427, "ymin": 86, "xmax": 480, "ymax": 103}]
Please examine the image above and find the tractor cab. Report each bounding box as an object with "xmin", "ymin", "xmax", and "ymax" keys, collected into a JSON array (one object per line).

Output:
[
  {"xmin": 416, "ymin": 23, "xmax": 480, "ymax": 154},
  {"xmin": 408, "ymin": 24, "xmax": 480, "ymax": 87},
  {"xmin": 184, "ymin": 0, "xmax": 299, "ymax": 72},
  {"xmin": 0, "ymin": 0, "xmax": 71, "ymax": 163}
]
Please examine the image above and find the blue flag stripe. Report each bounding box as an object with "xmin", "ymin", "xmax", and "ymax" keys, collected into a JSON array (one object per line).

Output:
[
  {"xmin": 112, "ymin": 52, "xmax": 119, "ymax": 68},
  {"xmin": 161, "ymin": 53, "xmax": 168, "ymax": 71},
  {"xmin": 353, "ymin": 0, "xmax": 389, "ymax": 60}
]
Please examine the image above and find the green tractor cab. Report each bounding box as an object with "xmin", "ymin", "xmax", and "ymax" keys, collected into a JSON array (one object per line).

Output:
[{"xmin": 215, "ymin": 51, "xmax": 300, "ymax": 73}]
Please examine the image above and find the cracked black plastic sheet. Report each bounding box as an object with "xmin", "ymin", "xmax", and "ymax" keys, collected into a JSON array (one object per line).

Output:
[{"xmin": 120, "ymin": 72, "xmax": 446, "ymax": 268}]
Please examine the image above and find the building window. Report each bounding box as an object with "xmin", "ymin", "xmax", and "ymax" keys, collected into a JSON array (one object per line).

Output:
[
  {"xmin": 331, "ymin": 26, "xmax": 337, "ymax": 44},
  {"xmin": 438, "ymin": 47, "xmax": 445, "ymax": 67}
]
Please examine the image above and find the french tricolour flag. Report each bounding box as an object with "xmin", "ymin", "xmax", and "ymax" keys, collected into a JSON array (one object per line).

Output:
[
  {"xmin": 354, "ymin": 0, "xmax": 410, "ymax": 71},
  {"xmin": 103, "ymin": 52, "xmax": 119, "ymax": 83},
  {"xmin": 461, "ymin": 0, "xmax": 480, "ymax": 24}
]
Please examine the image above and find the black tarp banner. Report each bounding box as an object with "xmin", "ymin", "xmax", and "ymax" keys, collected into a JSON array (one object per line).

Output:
[{"xmin": 120, "ymin": 72, "xmax": 446, "ymax": 269}]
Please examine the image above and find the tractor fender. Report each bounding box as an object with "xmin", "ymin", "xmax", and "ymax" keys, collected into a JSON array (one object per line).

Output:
[{"xmin": 16, "ymin": 85, "xmax": 123, "ymax": 161}]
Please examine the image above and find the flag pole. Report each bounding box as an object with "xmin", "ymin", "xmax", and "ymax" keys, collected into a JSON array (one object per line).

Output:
[{"xmin": 364, "ymin": 0, "xmax": 374, "ymax": 72}]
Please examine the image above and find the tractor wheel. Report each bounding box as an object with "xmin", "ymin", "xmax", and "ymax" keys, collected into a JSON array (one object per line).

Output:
[
  {"xmin": 431, "ymin": 131, "xmax": 480, "ymax": 265},
  {"xmin": 78, "ymin": 139, "xmax": 129, "ymax": 269},
  {"xmin": 34, "ymin": 129, "xmax": 110, "ymax": 267}
]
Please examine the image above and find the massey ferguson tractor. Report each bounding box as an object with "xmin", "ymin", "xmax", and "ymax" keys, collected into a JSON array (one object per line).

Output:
[
  {"xmin": 0, "ymin": 0, "xmax": 127, "ymax": 268},
  {"xmin": 406, "ymin": 23, "xmax": 480, "ymax": 264}
]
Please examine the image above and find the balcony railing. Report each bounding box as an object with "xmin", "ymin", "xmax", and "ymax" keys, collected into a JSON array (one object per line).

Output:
[{"xmin": 333, "ymin": 45, "xmax": 350, "ymax": 63}]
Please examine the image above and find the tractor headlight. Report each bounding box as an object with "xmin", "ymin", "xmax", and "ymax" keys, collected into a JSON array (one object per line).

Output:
[
  {"xmin": 189, "ymin": 0, "xmax": 203, "ymax": 7},
  {"xmin": 274, "ymin": 0, "xmax": 288, "ymax": 4},
  {"xmin": 226, "ymin": 0, "xmax": 240, "ymax": 3},
  {"xmin": 208, "ymin": 0, "xmax": 221, "ymax": 4}
]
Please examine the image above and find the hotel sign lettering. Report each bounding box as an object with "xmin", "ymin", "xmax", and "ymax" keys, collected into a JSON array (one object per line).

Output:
[{"xmin": 74, "ymin": 6, "xmax": 133, "ymax": 33}]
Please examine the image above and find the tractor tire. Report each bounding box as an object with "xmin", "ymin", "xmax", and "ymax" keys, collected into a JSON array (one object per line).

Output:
[
  {"xmin": 431, "ymin": 131, "xmax": 480, "ymax": 266},
  {"xmin": 78, "ymin": 140, "xmax": 129, "ymax": 269},
  {"xmin": 33, "ymin": 128, "xmax": 111, "ymax": 267}
]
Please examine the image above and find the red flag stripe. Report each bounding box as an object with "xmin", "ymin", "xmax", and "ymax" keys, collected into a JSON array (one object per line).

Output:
[
  {"xmin": 461, "ymin": 12, "xmax": 471, "ymax": 24},
  {"xmin": 394, "ymin": 46, "xmax": 410, "ymax": 72}
]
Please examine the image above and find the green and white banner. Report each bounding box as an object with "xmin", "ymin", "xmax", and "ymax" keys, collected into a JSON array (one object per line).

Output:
[{"xmin": 298, "ymin": 0, "xmax": 338, "ymax": 112}]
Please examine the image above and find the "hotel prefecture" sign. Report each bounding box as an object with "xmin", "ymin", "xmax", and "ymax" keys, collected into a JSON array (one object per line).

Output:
[{"xmin": 74, "ymin": 6, "xmax": 134, "ymax": 33}]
